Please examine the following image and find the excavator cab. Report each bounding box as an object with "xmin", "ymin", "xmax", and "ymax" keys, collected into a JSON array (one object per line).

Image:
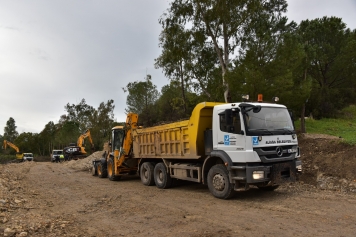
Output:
[{"xmin": 112, "ymin": 127, "xmax": 125, "ymax": 152}]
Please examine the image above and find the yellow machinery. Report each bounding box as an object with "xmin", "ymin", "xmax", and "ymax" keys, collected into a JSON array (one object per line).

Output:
[
  {"xmin": 92, "ymin": 113, "xmax": 139, "ymax": 180},
  {"xmin": 77, "ymin": 129, "xmax": 94, "ymax": 154},
  {"xmin": 63, "ymin": 129, "xmax": 94, "ymax": 160},
  {"xmin": 2, "ymin": 140, "xmax": 24, "ymax": 160}
]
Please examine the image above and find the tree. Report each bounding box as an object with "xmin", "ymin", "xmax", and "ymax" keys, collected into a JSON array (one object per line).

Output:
[
  {"xmin": 56, "ymin": 121, "xmax": 80, "ymax": 147},
  {"xmin": 155, "ymin": 81, "xmax": 201, "ymax": 122},
  {"xmin": 123, "ymin": 75, "xmax": 160, "ymax": 126},
  {"xmin": 89, "ymin": 100, "xmax": 115, "ymax": 151},
  {"xmin": 3, "ymin": 117, "xmax": 19, "ymax": 142},
  {"xmin": 155, "ymin": 24, "xmax": 192, "ymax": 112},
  {"xmin": 38, "ymin": 121, "xmax": 57, "ymax": 156},
  {"xmin": 14, "ymin": 132, "xmax": 37, "ymax": 154},
  {"xmin": 64, "ymin": 99, "xmax": 95, "ymax": 133},
  {"xmin": 298, "ymin": 17, "xmax": 356, "ymax": 118},
  {"xmin": 160, "ymin": 0, "xmax": 290, "ymax": 103}
]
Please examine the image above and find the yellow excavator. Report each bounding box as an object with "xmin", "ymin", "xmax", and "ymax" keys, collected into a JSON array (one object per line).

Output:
[
  {"xmin": 2, "ymin": 140, "xmax": 24, "ymax": 161},
  {"xmin": 63, "ymin": 129, "xmax": 94, "ymax": 160}
]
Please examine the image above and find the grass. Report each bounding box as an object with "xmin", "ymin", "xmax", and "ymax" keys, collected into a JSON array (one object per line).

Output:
[{"xmin": 294, "ymin": 105, "xmax": 356, "ymax": 145}]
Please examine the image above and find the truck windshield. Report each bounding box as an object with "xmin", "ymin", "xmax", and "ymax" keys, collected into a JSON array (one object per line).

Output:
[
  {"xmin": 112, "ymin": 129, "xmax": 125, "ymax": 151},
  {"xmin": 243, "ymin": 107, "xmax": 294, "ymax": 135}
]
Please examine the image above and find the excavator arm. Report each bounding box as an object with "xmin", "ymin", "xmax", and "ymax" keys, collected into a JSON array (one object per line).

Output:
[
  {"xmin": 3, "ymin": 140, "xmax": 23, "ymax": 159},
  {"xmin": 3, "ymin": 140, "xmax": 20, "ymax": 153},
  {"xmin": 77, "ymin": 129, "xmax": 94, "ymax": 154},
  {"xmin": 116, "ymin": 113, "xmax": 138, "ymax": 168}
]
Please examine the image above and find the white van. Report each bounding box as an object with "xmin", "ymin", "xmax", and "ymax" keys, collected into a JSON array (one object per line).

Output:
[
  {"xmin": 23, "ymin": 153, "xmax": 34, "ymax": 161},
  {"xmin": 51, "ymin": 150, "xmax": 64, "ymax": 162}
]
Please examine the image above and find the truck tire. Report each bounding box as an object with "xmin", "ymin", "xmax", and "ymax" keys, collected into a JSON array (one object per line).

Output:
[
  {"xmin": 97, "ymin": 159, "xmax": 108, "ymax": 178},
  {"xmin": 108, "ymin": 158, "xmax": 121, "ymax": 181},
  {"xmin": 207, "ymin": 164, "xmax": 235, "ymax": 199},
  {"xmin": 140, "ymin": 162, "xmax": 155, "ymax": 186},
  {"xmin": 91, "ymin": 163, "xmax": 98, "ymax": 176},
  {"xmin": 154, "ymin": 162, "xmax": 172, "ymax": 189}
]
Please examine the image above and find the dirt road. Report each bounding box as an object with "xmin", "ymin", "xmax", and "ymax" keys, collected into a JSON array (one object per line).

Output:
[{"xmin": 1, "ymin": 160, "xmax": 356, "ymax": 237}]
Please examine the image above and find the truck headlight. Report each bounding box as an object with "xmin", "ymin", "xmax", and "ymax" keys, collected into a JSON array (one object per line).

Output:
[{"xmin": 253, "ymin": 171, "xmax": 264, "ymax": 180}]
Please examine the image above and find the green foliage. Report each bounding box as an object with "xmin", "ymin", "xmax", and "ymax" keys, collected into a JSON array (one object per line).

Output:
[
  {"xmin": 14, "ymin": 132, "xmax": 37, "ymax": 154},
  {"xmin": 298, "ymin": 17, "xmax": 356, "ymax": 118},
  {"xmin": 36, "ymin": 121, "xmax": 56, "ymax": 156},
  {"xmin": 90, "ymin": 100, "xmax": 116, "ymax": 151},
  {"xmin": 56, "ymin": 121, "xmax": 80, "ymax": 146},
  {"xmin": 3, "ymin": 117, "xmax": 19, "ymax": 142},
  {"xmin": 154, "ymin": 81, "xmax": 200, "ymax": 122},
  {"xmin": 123, "ymin": 75, "xmax": 160, "ymax": 126},
  {"xmin": 159, "ymin": 0, "xmax": 292, "ymax": 102},
  {"xmin": 64, "ymin": 99, "xmax": 95, "ymax": 133}
]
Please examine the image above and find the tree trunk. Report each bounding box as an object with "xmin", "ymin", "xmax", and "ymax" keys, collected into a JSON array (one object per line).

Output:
[
  {"xmin": 180, "ymin": 64, "xmax": 187, "ymax": 113},
  {"xmin": 300, "ymin": 103, "xmax": 306, "ymax": 133}
]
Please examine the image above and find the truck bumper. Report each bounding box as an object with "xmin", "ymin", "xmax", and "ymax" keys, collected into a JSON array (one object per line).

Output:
[{"xmin": 230, "ymin": 160, "xmax": 300, "ymax": 185}]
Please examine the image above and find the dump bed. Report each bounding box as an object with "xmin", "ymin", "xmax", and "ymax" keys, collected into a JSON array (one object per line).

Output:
[{"xmin": 132, "ymin": 102, "xmax": 223, "ymax": 159}]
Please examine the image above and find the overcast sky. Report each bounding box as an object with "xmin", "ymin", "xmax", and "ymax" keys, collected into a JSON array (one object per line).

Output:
[{"xmin": 1, "ymin": 0, "xmax": 355, "ymax": 135}]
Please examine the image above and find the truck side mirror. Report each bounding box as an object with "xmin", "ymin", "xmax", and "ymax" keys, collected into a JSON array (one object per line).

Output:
[{"xmin": 253, "ymin": 106, "xmax": 261, "ymax": 113}]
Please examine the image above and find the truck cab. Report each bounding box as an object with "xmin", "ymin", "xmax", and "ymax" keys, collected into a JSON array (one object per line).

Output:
[
  {"xmin": 205, "ymin": 101, "xmax": 301, "ymax": 191},
  {"xmin": 22, "ymin": 153, "xmax": 34, "ymax": 161}
]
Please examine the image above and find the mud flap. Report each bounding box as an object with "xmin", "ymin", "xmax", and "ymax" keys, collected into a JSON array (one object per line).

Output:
[{"xmin": 270, "ymin": 161, "xmax": 296, "ymax": 184}]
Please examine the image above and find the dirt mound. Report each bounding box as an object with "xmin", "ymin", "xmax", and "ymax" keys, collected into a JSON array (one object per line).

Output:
[
  {"xmin": 63, "ymin": 142, "xmax": 109, "ymax": 171},
  {"xmin": 63, "ymin": 151, "xmax": 105, "ymax": 171},
  {"xmin": 298, "ymin": 133, "xmax": 356, "ymax": 191}
]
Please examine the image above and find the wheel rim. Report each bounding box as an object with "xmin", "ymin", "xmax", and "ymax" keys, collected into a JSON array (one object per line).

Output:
[
  {"xmin": 212, "ymin": 173, "xmax": 225, "ymax": 191},
  {"xmin": 156, "ymin": 170, "xmax": 163, "ymax": 184},
  {"xmin": 143, "ymin": 168, "xmax": 149, "ymax": 179}
]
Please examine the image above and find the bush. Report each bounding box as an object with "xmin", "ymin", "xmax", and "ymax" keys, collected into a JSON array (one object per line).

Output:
[{"xmin": 0, "ymin": 155, "xmax": 18, "ymax": 164}]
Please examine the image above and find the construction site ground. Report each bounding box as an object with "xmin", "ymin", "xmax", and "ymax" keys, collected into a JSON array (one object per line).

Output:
[{"xmin": 1, "ymin": 134, "xmax": 356, "ymax": 237}]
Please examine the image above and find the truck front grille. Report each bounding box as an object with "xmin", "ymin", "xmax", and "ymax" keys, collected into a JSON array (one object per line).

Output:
[{"xmin": 253, "ymin": 145, "xmax": 298, "ymax": 163}]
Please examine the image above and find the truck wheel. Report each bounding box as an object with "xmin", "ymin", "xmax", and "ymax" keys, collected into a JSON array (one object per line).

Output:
[
  {"xmin": 91, "ymin": 163, "xmax": 98, "ymax": 176},
  {"xmin": 207, "ymin": 164, "xmax": 235, "ymax": 199},
  {"xmin": 154, "ymin": 162, "xmax": 172, "ymax": 189},
  {"xmin": 97, "ymin": 159, "xmax": 108, "ymax": 178},
  {"xmin": 108, "ymin": 158, "xmax": 121, "ymax": 181},
  {"xmin": 140, "ymin": 162, "xmax": 155, "ymax": 186}
]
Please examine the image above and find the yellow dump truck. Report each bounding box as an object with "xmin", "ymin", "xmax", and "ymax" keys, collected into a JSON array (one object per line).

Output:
[{"xmin": 92, "ymin": 99, "xmax": 302, "ymax": 199}]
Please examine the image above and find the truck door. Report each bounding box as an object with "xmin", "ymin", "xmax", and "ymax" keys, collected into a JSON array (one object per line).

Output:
[{"xmin": 216, "ymin": 108, "xmax": 246, "ymax": 163}]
